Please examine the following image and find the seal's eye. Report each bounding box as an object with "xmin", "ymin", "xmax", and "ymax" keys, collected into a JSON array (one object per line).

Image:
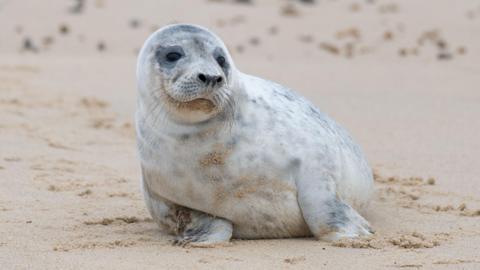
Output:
[
  {"xmin": 216, "ymin": 56, "xmax": 226, "ymax": 68},
  {"xmin": 166, "ymin": 52, "xmax": 182, "ymax": 62}
]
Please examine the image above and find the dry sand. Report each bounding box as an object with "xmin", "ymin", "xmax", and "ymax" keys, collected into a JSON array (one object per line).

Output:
[{"xmin": 1, "ymin": 0, "xmax": 480, "ymax": 269}]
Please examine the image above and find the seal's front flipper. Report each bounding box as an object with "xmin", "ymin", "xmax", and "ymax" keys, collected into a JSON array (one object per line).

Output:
[
  {"xmin": 296, "ymin": 176, "xmax": 372, "ymax": 241},
  {"xmin": 173, "ymin": 212, "xmax": 233, "ymax": 247},
  {"xmin": 142, "ymin": 177, "xmax": 232, "ymax": 246}
]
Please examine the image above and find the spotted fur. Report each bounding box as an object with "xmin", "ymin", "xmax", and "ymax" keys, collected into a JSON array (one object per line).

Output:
[{"xmin": 136, "ymin": 24, "xmax": 374, "ymax": 245}]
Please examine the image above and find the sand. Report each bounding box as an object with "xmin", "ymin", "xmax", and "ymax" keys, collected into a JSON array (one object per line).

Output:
[{"xmin": 1, "ymin": 0, "xmax": 480, "ymax": 269}]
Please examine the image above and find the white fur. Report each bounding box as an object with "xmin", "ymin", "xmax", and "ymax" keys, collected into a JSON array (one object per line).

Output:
[{"xmin": 136, "ymin": 24, "xmax": 374, "ymax": 241}]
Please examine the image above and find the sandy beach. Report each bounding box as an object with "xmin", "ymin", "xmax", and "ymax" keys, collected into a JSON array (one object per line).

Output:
[{"xmin": 1, "ymin": 0, "xmax": 480, "ymax": 269}]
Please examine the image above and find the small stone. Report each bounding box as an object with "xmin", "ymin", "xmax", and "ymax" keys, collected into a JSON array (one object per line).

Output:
[
  {"xmin": 408, "ymin": 194, "xmax": 420, "ymax": 200},
  {"xmin": 281, "ymin": 4, "xmax": 300, "ymax": 17},
  {"xmin": 234, "ymin": 0, "xmax": 253, "ymax": 4},
  {"xmin": 69, "ymin": 0, "xmax": 85, "ymax": 14},
  {"xmin": 336, "ymin": 27, "xmax": 361, "ymax": 40},
  {"xmin": 249, "ymin": 37, "xmax": 260, "ymax": 46},
  {"xmin": 436, "ymin": 40, "xmax": 447, "ymax": 49},
  {"xmin": 299, "ymin": 0, "xmax": 315, "ymax": 4},
  {"xmin": 129, "ymin": 19, "xmax": 141, "ymax": 29},
  {"xmin": 48, "ymin": 185, "xmax": 60, "ymax": 191},
  {"xmin": 319, "ymin": 42, "xmax": 340, "ymax": 55},
  {"xmin": 22, "ymin": 38, "xmax": 38, "ymax": 52},
  {"xmin": 383, "ymin": 31, "xmax": 393, "ymax": 41},
  {"xmin": 78, "ymin": 189, "xmax": 92, "ymax": 197},
  {"xmin": 97, "ymin": 41, "xmax": 106, "ymax": 52},
  {"xmin": 59, "ymin": 24, "xmax": 70, "ymax": 35},
  {"xmin": 437, "ymin": 52, "xmax": 452, "ymax": 60}
]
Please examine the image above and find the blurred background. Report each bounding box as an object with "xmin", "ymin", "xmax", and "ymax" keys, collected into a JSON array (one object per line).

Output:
[
  {"xmin": 1, "ymin": 0, "xmax": 479, "ymax": 191},
  {"xmin": 1, "ymin": 1, "xmax": 480, "ymax": 269}
]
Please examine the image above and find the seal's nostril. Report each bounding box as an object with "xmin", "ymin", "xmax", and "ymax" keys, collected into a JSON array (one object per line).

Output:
[
  {"xmin": 216, "ymin": 77, "xmax": 223, "ymax": 83},
  {"xmin": 198, "ymin": 74, "xmax": 207, "ymax": 83}
]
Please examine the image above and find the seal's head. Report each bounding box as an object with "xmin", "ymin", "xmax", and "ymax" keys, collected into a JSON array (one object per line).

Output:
[{"xmin": 137, "ymin": 24, "xmax": 237, "ymax": 124}]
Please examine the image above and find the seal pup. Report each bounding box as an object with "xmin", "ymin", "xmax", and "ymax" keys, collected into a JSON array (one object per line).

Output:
[{"xmin": 136, "ymin": 24, "xmax": 374, "ymax": 246}]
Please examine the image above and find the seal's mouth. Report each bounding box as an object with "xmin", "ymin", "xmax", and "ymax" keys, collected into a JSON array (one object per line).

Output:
[{"xmin": 166, "ymin": 95, "xmax": 216, "ymax": 114}]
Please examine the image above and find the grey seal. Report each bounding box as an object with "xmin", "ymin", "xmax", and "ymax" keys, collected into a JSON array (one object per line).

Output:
[{"xmin": 136, "ymin": 24, "xmax": 374, "ymax": 246}]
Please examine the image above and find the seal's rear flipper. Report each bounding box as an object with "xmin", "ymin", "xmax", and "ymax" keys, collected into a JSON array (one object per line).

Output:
[
  {"xmin": 296, "ymin": 175, "xmax": 372, "ymax": 241},
  {"xmin": 317, "ymin": 200, "xmax": 373, "ymax": 241}
]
